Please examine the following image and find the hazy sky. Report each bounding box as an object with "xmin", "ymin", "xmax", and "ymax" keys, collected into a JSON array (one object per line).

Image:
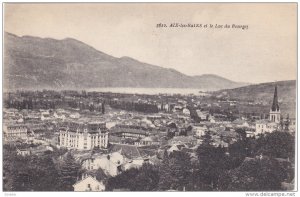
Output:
[{"xmin": 4, "ymin": 3, "xmax": 297, "ymax": 83}]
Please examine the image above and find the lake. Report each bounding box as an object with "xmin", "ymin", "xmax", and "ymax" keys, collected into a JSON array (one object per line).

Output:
[{"xmin": 87, "ymin": 87, "xmax": 209, "ymax": 95}]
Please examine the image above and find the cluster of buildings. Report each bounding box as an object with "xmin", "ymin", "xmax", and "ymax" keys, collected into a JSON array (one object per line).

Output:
[{"xmin": 3, "ymin": 85, "xmax": 295, "ymax": 191}]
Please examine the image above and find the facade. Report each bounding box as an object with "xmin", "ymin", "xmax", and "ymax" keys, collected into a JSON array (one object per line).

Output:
[
  {"xmin": 232, "ymin": 119, "xmax": 250, "ymax": 128},
  {"xmin": 196, "ymin": 110, "xmax": 209, "ymax": 120},
  {"xmin": 112, "ymin": 125, "xmax": 149, "ymax": 140},
  {"xmin": 3, "ymin": 125, "xmax": 28, "ymax": 141},
  {"xmin": 140, "ymin": 136, "xmax": 160, "ymax": 146},
  {"xmin": 193, "ymin": 125, "xmax": 207, "ymax": 137},
  {"xmin": 255, "ymin": 120, "xmax": 278, "ymax": 135},
  {"xmin": 269, "ymin": 85, "xmax": 281, "ymax": 123},
  {"xmin": 82, "ymin": 152, "xmax": 124, "ymax": 177},
  {"xmin": 59, "ymin": 121, "xmax": 109, "ymax": 150},
  {"xmin": 73, "ymin": 175, "xmax": 105, "ymax": 192},
  {"xmin": 16, "ymin": 148, "xmax": 31, "ymax": 156}
]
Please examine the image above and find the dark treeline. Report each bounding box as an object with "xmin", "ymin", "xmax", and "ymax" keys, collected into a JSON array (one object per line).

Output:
[
  {"xmin": 5, "ymin": 97, "xmax": 160, "ymax": 114},
  {"xmin": 5, "ymin": 98, "xmax": 106, "ymax": 113},
  {"xmin": 108, "ymin": 100, "xmax": 159, "ymax": 113}
]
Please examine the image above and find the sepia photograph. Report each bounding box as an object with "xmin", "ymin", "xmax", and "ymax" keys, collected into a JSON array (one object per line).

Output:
[{"xmin": 2, "ymin": 2, "xmax": 297, "ymax": 193}]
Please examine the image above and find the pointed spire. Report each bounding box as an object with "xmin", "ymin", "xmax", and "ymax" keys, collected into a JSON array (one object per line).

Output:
[{"xmin": 271, "ymin": 85, "xmax": 280, "ymax": 111}]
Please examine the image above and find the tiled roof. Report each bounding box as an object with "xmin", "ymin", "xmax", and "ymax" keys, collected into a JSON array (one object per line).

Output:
[{"xmin": 109, "ymin": 144, "xmax": 141, "ymax": 159}]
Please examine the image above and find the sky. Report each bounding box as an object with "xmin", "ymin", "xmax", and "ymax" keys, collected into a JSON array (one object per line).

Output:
[{"xmin": 4, "ymin": 3, "xmax": 297, "ymax": 83}]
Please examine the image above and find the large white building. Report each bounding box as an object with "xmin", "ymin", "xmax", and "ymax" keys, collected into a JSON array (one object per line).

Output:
[
  {"xmin": 3, "ymin": 124, "xmax": 28, "ymax": 141},
  {"xmin": 59, "ymin": 121, "xmax": 109, "ymax": 150}
]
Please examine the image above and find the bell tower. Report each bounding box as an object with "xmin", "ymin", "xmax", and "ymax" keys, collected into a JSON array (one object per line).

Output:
[{"xmin": 269, "ymin": 85, "xmax": 281, "ymax": 123}]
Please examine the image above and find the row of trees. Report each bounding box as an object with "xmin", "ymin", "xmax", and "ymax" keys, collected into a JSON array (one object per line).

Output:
[
  {"xmin": 5, "ymin": 98, "xmax": 106, "ymax": 113},
  {"xmin": 109, "ymin": 100, "xmax": 159, "ymax": 113},
  {"xmin": 5, "ymin": 99, "xmax": 55, "ymax": 110}
]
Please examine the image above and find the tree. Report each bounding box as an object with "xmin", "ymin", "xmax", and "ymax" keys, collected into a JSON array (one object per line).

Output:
[
  {"xmin": 94, "ymin": 168, "xmax": 107, "ymax": 181},
  {"xmin": 227, "ymin": 139, "xmax": 249, "ymax": 169},
  {"xmin": 222, "ymin": 157, "xmax": 288, "ymax": 191},
  {"xmin": 254, "ymin": 131, "xmax": 295, "ymax": 162},
  {"xmin": 101, "ymin": 102, "xmax": 105, "ymax": 114},
  {"xmin": 3, "ymin": 145, "xmax": 61, "ymax": 191},
  {"xmin": 158, "ymin": 150, "xmax": 193, "ymax": 191},
  {"xmin": 58, "ymin": 152, "xmax": 80, "ymax": 191},
  {"xmin": 132, "ymin": 163, "xmax": 159, "ymax": 191},
  {"xmin": 29, "ymin": 154, "xmax": 60, "ymax": 191},
  {"xmin": 196, "ymin": 130, "xmax": 227, "ymax": 189},
  {"xmin": 158, "ymin": 150, "xmax": 173, "ymax": 190},
  {"xmin": 106, "ymin": 167, "xmax": 140, "ymax": 191},
  {"xmin": 235, "ymin": 128, "xmax": 247, "ymax": 140},
  {"xmin": 168, "ymin": 151, "xmax": 192, "ymax": 191}
]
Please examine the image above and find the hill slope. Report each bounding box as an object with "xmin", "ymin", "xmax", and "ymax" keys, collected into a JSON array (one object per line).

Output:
[
  {"xmin": 212, "ymin": 80, "xmax": 296, "ymax": 118},
  {"xmin": 4, "ymin": 32, "xmax": 247, "ymax": 91}
]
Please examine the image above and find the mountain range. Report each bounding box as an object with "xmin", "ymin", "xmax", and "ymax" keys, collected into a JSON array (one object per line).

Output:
[{"xmin": 4, "ymin": 32, "xmax": 248, "ymax": 91}]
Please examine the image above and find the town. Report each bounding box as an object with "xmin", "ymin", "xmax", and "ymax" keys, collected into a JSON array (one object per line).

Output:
[{"xmin": 3, "ymin": 85, "xmax": 295, "ymax": 191}]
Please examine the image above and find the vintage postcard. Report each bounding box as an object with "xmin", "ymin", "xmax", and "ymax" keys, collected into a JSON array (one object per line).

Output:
[{"xmin": 2, "ymin": 3, "xmax": 297, "ymax": 193}]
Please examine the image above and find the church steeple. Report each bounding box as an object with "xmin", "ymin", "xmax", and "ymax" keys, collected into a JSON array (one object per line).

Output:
[
  {"xmin": 271, "ymin": 85, "xmax": 280, "ymax": 111},
  {"xmin": 269, "ymin": 84, "xmax": 281, "ymax": 123}
]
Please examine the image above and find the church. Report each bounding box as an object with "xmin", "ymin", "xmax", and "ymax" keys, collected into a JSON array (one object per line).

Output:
[
  {"xmin": 269, "ymin": 85, "xmax": 281, "ymax": 123},
  {"xmin": 255, "ymin": 85, "xmax": 281, "ymax": 136}
]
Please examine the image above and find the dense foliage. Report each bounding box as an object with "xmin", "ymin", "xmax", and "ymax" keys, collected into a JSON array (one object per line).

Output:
[
  {"xmin": 105, "ymin": 131, "xmax": 295, "ymax": 191},
  {"xmin": 3, "ymin": 145, "xmax": 80, "ymax": 191},
  {"xmin": 106, "ymin": 163, "xmax": 159, "ymax": 191}
]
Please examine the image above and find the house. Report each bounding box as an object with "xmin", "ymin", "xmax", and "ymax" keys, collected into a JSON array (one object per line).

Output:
[
  {"xmin": 16, "ymin": 145, "xmax": 53, "ymax": 156},
  {"xmin": 167, "ymin": 144, "xmax": 187, "ymax": 153},
  {"xmin": 53, "ymin": 112, "xmax": 66, "ymax": 120},
  {"xmin": 70, "ymin": 112, "xmax": 80, "ymax": 119},
  {"xmin": 169, "ymin": 136, "xmax": 197, "ymax": 147},
  {"xmin": 193, "ymin": 125, "xmax": 207, "ymax": 137},
  {"xmin": 73, "ymin": 175, "xmax": 105, "ymax": 192},
  {"xmin": 232, "ymin": 119, "xmax": 250, "ymax": 128},
  {"xmin": 196, "ymin": 110, "xmax": 209, "ymax": 120},
  {"xmin": 16, "ymin": 148, "xmax": 31, "ymax": 156},
  {"xmin": 182, "ymin": 108, "xmax": 190, "ymax": 115},
  {"xmin": 30, "ymin": 145, "xmax": 53, "ymax": 155},
  {"xmin": 140, "ymin": 136, "xmax": 160, "ymax": 146},
  {"xmin": 173, "ymin": 105, "xmax": 183, "ymax": 113},
  {"xmin": 109, "ymin": 144, "xmax": 142, "ymax": 159},
  {"xmin": 82, "ymin": 152, "xmax": 124, "ymax": 177},
  {"xmin": 123, "ymin": 159, "xmax": 144, "ymax": 171},
  {"xmin": 246, "ymin": 130, "xmax": 255, "ymax": 138},
  {"xmin": 255, "ymin": 120, "xmax": 278, "ymax": 136}
]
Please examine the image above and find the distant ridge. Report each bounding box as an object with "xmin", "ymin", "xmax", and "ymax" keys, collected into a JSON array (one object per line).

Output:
[
  {"xmin": 4, "ymin": 32, "xmax": 249, "ymax": 91},
  {"xmin": 212, "ymin": 80, "xmax": 296, "ymax": 118}
]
